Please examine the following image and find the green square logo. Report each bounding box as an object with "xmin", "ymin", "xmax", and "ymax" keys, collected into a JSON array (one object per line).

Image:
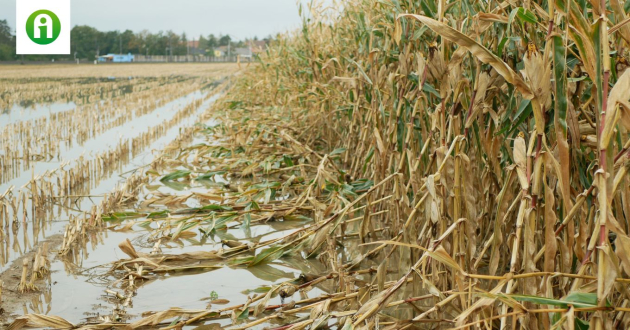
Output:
[
  {"xmin": 17, "ymin": 0, "xmax": 70, "ymax": 54},
  {"xmin": 26, "ymin": 10, "xmax": 62, "ymax": 45}
]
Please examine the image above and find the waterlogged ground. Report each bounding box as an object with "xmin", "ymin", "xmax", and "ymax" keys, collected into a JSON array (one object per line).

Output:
[
  {"xmin": 0, "ymin": 64, "xmax": 302, "ymax": 325},
  {"xmin": 62, "ymin": 127, "xmax": 338, "ymax": 326},
  {"xmin": 10, "ymin": 131, "xmax": 333, "ymax": 327},
  {"xmin": 51, "ymin": 180, "xmax": 332, "ymax": 328}
]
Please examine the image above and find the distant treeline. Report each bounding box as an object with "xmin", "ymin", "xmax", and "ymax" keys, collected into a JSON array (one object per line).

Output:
[{"xmin": 0, "ymin": 19, "xmax": 270, "ymax": 61}]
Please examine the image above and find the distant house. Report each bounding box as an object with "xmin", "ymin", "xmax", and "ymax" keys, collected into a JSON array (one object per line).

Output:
[
  {"xmin": 186, "ymin": 40, "xmax": 205, "ymax": 55},
  {"xmin": 213, "ymin": 46, "xmax": 254, "ymax": 59},
  {"xmin": 98, "ymin": 53, "xmax": 134, "ymax": 63},
  {"xmin": 234, "ymin": 47, "xmax": 252, "ymax": 59},
  {"xmin": 214, "ymin": 46, "xmax": 228, "ymax": 57}
]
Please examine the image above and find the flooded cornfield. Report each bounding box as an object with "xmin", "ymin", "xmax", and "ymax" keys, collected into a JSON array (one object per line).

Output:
[
  {"xmin": 5, "ymin": 0, "xmax": 630, "ymax": 327},
  {"xmin": 1, "ymin": 62, "xmax": 409, "ymax": 330},
  {"xmin": 0, "ymin": 63, "xmax": 280, "ymax": 327}
]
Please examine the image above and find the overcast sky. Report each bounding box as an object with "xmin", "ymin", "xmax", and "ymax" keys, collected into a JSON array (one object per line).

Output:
[{"xmin": 1, "ymin": 0, "xmax": 307, "ymax": 40}]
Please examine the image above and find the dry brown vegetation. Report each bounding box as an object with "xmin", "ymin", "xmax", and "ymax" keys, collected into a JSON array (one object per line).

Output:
[{"xmin": 7, "ymin": 0, "xmax": 630, "ymax": 328}]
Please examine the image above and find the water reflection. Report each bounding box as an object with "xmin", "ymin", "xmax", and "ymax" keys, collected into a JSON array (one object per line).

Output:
[{"xmin": 0, "ymin": 101, "xmax": 77, "ymax": 129}]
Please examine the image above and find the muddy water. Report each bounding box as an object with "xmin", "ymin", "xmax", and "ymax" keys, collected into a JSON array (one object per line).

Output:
[
  {"xmin": 0, "ymin": 87, "xmax": 331, "ymax": 328},
  {"xmin": 48, "ymin": 230, "xmax": 323, "ymax": 326},
  {"xmin": 0, "ymin": 78, "xmax": 141, "ymax": 127}
]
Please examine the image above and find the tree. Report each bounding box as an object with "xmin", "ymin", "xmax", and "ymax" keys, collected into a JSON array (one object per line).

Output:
[
  {"xmin": 1, "ymin": 22, "xmax": 249, "ymax": 61},
  {"xmin": 206, "ymin": 34, "xmax": 218, "ymax": 48},
  {"xmin": 204, "ymin": 34, "xmax": 218, "ymax": 56},
  {"xmin": 132, "ymin": 30, "xmax": 150, "ymax": 55},
  {"xmin": 71, "ymin": 25, "xmax": 101, "ymax": 60},
  {"xmin": 100, "ymin": 30, "xmax": 120, "ymax": 55},
  {"xmin": 0, "ymin": 44, "xmax": 14, "ymax": 61},
  {"xmin": 146, "ymin": 31, "xmax": 165, "ymax": 55},
  {"xmin": 177, "ymin": 32, "xmax": 188, "ymax": 55},
  {"xmin": 120, "ymin": 30, "xmax": 135, "ymax": 53},
  {"xmin": 0, "ymin": 20, "xmax": 12, "ymax": 44},
  {"xmin": 198, "ymin": 34, "xmax": 207, "ymax": 52},
  {"xmin": 0, "ymin": 20, "xmax": 15, "ymax": 61},
  {"xmin": 218, "ymin": 35, "xmax": 231, "ymax": 47},
  {"xmin": 165, "ymin": 31, "xmax": 181, "ymax": 55}
]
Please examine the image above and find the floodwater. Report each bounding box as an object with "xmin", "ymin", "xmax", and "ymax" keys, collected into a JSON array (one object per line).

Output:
[
  {"xmin": 28, "ymin": 129, "xmax": 330, "ymax": 327},
  {"xmin": 0, "ymin": 84, "xmax": 212, "ymax": 314},
  {"xmin": 0, "ymin": 101, "xmax": 77, "ymax": 129},
  {"xmin": 0, "ymin": 78, "xmax": 333, "ymax": 329},
  {"xmin": 0, "ymin": 90, "xmax": 211, "ymax": 268},
  {"xmin": 0, "ymin": 91, "xmax": 204, "ymax": 192}
]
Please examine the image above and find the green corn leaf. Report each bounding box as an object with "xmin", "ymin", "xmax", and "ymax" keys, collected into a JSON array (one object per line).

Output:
[
  {"xmin": 201, "ymin": 204, "xmax": 233, "ymax": 212},
  {"xmin": 147, "ymin": 210, "xmax": 169, "ymax": 219},
  {"xmin": 249, "ymin": 245, "xmax": 288, "ymax": 266},
  {"xmin": 506, "ymin": 292, "xmax": 602, "ymax": 308},
  {"xmin": 195, "ymin": 171, "xmax": 226, "ymax": 181},
  {"xmin": 283, "ymin": 155, "xmax": 294, "ymax": 167},
  {"xmin": 160, "ymin": 170, "xmax": 191, "ymax": 182}
]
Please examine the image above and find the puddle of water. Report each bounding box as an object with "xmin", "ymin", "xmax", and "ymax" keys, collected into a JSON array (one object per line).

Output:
[
  {"xmin": 0, "ymin": 84, "xmax": 205, "ymax": 184},
  {"xmin": 0, "ymin": 92, "xmax": 220, "ymax": 271},
  {"xmin": 0, "ymin": 77, "xmax": 206, "ymax": 187},
  {"xmin": 0, "ymin": 76, "xmax": 177, "ymax": 117}
]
